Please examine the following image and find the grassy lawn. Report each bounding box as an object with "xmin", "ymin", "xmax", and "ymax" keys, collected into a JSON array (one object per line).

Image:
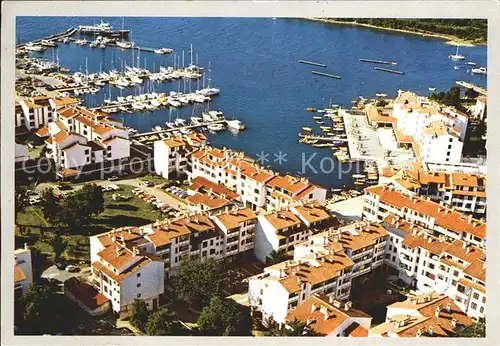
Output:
[
  {"xmin": 16, "ymin": 184, "xmax": 164, "ymax": 264},
  {"xmin": 139, "ymin": 174, "xmax": 171, "ymax": 187}
]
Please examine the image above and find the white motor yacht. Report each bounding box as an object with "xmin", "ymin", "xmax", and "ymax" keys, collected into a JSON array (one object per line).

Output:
[
  {"xmin": 471, "ymin": 67, "xmax": 487, "ymax": 75},
  {"xmin": 227, "ymin": 120, "xmax": 246, "ymax": 131},
  {"xmin": 116, "ymin": 41, "xmax": 135, "ymax": 49}
]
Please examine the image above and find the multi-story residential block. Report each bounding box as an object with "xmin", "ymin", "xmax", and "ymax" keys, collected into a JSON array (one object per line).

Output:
[
  {"xmin": 90, "ymin": 208, "xmax": 258, "ymax": 282},
  {"xmin": 254, "ymin": 201, "xmax": 335, "ymax": 263},
  {"xmin": 90, "ymin": 239, "xmax": 164, "ymax": 318},
  {"xmin": 189, "ymin": 146, "xmax": 326, "ymax": 211},
  {"xmin": 15, "ymin": 96, "xmax": 80, "ymax": 131},
  {"xmin": 249, "ymin": 220, "xmax": 389, "ymax": 326},
  {"xmin": 14, "ymin": 245, "xmax": 33, "ymax": 300},
  {"xmin": 286, "ymin": 293, "xmax": 372, "ymax": 337},
  {"xmin": 154, "ymin": 137, "xmax": 193, "ymax": 180},
  {"xmin": 362, "ymin": 184, "xmax": 485, "ymax": 249},
  {"xmin": 381, "ymin": 215, "xmax": 486, "ymax": 320},
  {"xmin": 41, "ymin": 106, "xmax": 130, "ymax": 177},
  {"xmin": 380, "ymin": 167, "xmax": 487, "ymax": 216},
  {"xmin": 293, "ymin": 221, "xmax": 388, "ymax": 280},
  {"xmin": 248, "ymin": 251, "xmax": 355, "ymax": 326},
  {"xmin": 186, "ymin": 176, "xmax": 243, "ymax": 213},
  {"xmin": 370, "ymin": 292, "xmax": 472, "ymax": 337}
]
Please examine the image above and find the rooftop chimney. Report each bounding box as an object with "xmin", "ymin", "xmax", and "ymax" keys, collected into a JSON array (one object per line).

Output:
[
  {"xmin": 451, "ymin": 318, "xmax": 457, "ymax": 327},
  {"xmin": 468, "ymin": 214, "xmax": 473, "ymax": 224},
  {"xmin": 306, "ymin": 318, "xmax": 315, "ymax": 326},
  {"xmin": 344, "ymin": 301, "xmax": 352, "ymax": 311},
  {"xmin": 462, "ymin": 241, "xmax": 467, "ymax": 249},
  {"xmin": 428, "ymin": 326, "xmax": 434, "ymax": 336},
  {"xmin": 329, "ymin": 296, "xmax": 335, "ymax": 304},
  {"xmin": 332, "ymin": 300, "xmax": 342, "ymax": 308},
  {"xmin": 416, "ymin": 328, "xmax": 422, "ymax": 337},
  {"xmin": 435, "ymin": 305, "xmax": 442, "ymax": 317},
  {"xmin": 311, "ymin": 303, "xmax": 317, "ymax": 313},
  {"xmin": 446, "ymin": 302, "xmax": 452, "ymax": 313},
  {"xmin": 24, "ymin": 243, "xmax": 28, "ymax": 250}
]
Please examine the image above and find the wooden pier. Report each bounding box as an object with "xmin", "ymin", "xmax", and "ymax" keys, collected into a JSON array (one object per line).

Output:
[
  {"xmin": 16, "ymin": 27, "xmax": 77, "ymax": 49},
  {"xmin": 312, "ymin": 71, "xmax": 341, "ymax": 79}
]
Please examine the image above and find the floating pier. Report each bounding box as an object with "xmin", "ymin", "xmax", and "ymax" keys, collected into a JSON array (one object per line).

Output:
[
  {"xmin": 374, "ymin": 67, "xmax": 404, "ymax": 75},
  {"xmin": 312, "ymin": 71, "xmax": 341, "ymax": 79},
  {"xmin": 359, "ymin": 58, "xmax": 396, "ymax": 65},
  {"xmin": 299, "ymin": 60, "xmax": 327, "ymax": 68},
  {"xmin": 455, "ymin": 80, "xmax": 487, "ymax": 96}
]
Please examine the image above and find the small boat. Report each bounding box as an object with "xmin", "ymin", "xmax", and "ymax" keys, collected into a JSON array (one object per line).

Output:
[
  {"xmin": 116, "ymin": 41, "xmax": 134, "ymax": 49},
  {"xmin": 302, "ymin": 127, "xmax": 312, "ymax": 132},
  {"xmin": 190, "ymin": 116, "xmax": 202, "ymax": 124},
  {"xmin": 24, "ymin": 42, "xmax": 46, "ymax": 52},
  {"xmin": 154, "ymin": 126, "xmax": 163, "ymax": 132},
  {"xmin": 62, "ymin": 37, "xmax": 70, "ymax": 44},
  {"xmin": 375, "ymin": 93, "xmax": 387, "ymax": 97},
  {"xmin": 313, "ymin": 116, "xmax": 322, "ymax": 120},
  {"xmin": 428, "ymin": 87, "xmax": 436, "ymax": 91},
  {"xmin": 227, "ymin": 119, "xmax": 246, "ymax": 131},
  {"xmin": 466, "ymin": 61, "xmax": 477, "ymax": 66},
  {"xmin": 154, "ymin": 47, "xmax": 174, "ymax": 54},
  {"xmin": 453, "ymin": 66, "xmax": 460, "ymax": 70},
  {"xmin": 306, "ymin": 107, "xmax": 316, "ymax": 112},
  {"xmin": 207, "ymin": 123, "xmax": 225, "ymax": 133},
  {"xmin": 60, "ymin": 67, "xmax": 70, "ymax": 73},
  {"xmin": 448, "ymin": 45, "xmax": 465, "ymax": 60},
  {"xmin": 471, "ymin": 67, "xmax": 487, "ymax": 75},
  {"xmin": 75, "ymin": 39, "xmax": 88, "ymax": 46},
  {"xmin": 168, "ymin": 99, "xmax": 181, "ymax": 107},
  {"xmin": 174, "ymin": 118, "xmax": 186, "ymax": 126},
  {"xmin": 89, "ymin": 41, "xmax": 98, "ymax": 48},
  {"xmin": 95, "ymin": 80, "xmax": 105, "ymax": 86},
  {"xmin": 100, "ymin": 43, "xmax": 106, "ymax": 49},
  {"xmin": 165, "ymin": 122, "xmax": 176, "ymax": 129},
  {"xmin": 353, "ymin": 181, "xmax": 365, "ymax": 185},
  {"xmin": 352, "ymin": 174, "xmax": 366, "ymax": 179},
  {"xmin": 40, "ymin": 40, "xmax": 57, "ymax": 47}
]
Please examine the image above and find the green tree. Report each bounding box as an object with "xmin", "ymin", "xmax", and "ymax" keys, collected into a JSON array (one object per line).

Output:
[
  {"xmin": 57, "ymin": 184, "xmax": 105, "ymax": 230},
  {"xmin": 174, "ymin": 258, "xmax": 230, "ymax": 308},
  {"xmin": 266, "ymin": 318, "xmax": 320, "ymax": 336},
  {"xmin": 79, "ymin": 183, "xmax": 105, "ymax": 217},
  {"xmin": 145, "ymin": 307, "xmax": 185, "ymax": 336},
  {"xmin": 39, "ymin": 188, "xmax": 60, "ymax": 223},
  {"xmin": 30, "ymin": 247, "xmax": 47, "ymax": 279},
  {"xmin": 15, "ymin": 185, "xmax": 29, "ymax": 223},
  {"xmin": 49, "ymin": 234, "xmax": 67, "ymax": 260},
  {"xmin": 21, "ymin": 283, "xmax": 53, "ymax": 334},
  {"xmin": 197, "ymin": 296, "xmax": 252, "ymax": 336},
  {"xmin": 130, "ymin": 299, "xmax": 150, "ymax": 332},
  {"xmin": 268, "ymin": 249, "xmax": 289, "ymax": 265},
  {"xmin": 457, "ymin": 318, "xmax": 485, "ymax": 338}
]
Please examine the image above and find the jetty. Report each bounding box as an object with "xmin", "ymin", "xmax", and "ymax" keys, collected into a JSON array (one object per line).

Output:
[
  {"xmin": 456, "ymin": 80, "xmax": 487, "ymax": 96},
  {"xmin": 299, "ymin": 60, "xmax": 327, "ymax": 68},
  {"xmin": 16, "ymin": 27, "xmax": 77, "ymax": 49},
  {"xmin": 132, "ymin": 120, "xmax": 228, "ymax": 139},
  {"xmin": 312, "ymin": 71, "xmax": 341, "ymax": 79},
  {"xmin": 374, "ymin": 67, "xmax": 404, "ymax": 75},
  {"xmin": 359, "ymin": 58, "xmax": 396, "ymax": 65}
]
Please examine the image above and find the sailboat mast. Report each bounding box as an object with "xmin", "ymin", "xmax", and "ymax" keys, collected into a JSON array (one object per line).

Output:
[
  {"xmin": 182, "ymin": 50, "xmax": 185, "ymax": 68},
  {"xmin": 190, "ymin": 43, "xmax": 193, "ymax": 66}
]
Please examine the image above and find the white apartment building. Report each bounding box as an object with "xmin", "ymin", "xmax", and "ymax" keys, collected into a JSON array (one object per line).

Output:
[
  {"xmin": 381, "ymin": 215, "xmax": 486, "ymax": 320},
  {"xmin": 390, "ymin": 90, "xmax": 469, "ymax": 163},
  {"xmin": 362, "ymin": 184, "xmax": 485, "ymax": 249},
  {"xmin": 189, "ymin": 146, "xmax": 326, "ymax": 211},
  {"xmin": 154, "ymin": 133, "xmax": 207, "ymax": 180},
  {"xmin": 14, "ymin": 245, "xmax": 33, "ymax": 299},
  {"xmin": 15, "ymin": 96, "xmax": 80, "ymax": 131},
  {"xmin": 381, "ymin": 167, "xmax": 487, "ymax": 216},
  {"xmin": 286, "ymin": 294, "xmax": 372, "ymax": 337},
  {"xmin": 474, "ymin": 96, "xmax": 487, "ymax": 121},
  {"xmin": 248, "ymin": 252, "xmax": 355, "ymax": 326},
  {"xmin": 42, "ymin": 106, "xmax": 130, "ymax": 176},
  {"xmin": 254, "ymin": 201, "xmax": 334, "ymax": 263},
  {"xmin": 370, "ymin": 292, "xmax": 472, "ymax": 337},
  {"xmin": 249, "ymin": 220, "xmax": 388, "ymax": 326},
  {"xmin": 90, "ymin": 241, "xmax": 164, "ymax": 318},
  {"xmin": 90, "ymin": 208, "xmax": 258, "ymax": 281}
]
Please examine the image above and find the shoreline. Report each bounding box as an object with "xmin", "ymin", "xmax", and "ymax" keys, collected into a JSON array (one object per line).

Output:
[{"xmin": 308, "ymin": 18, "xmax": 486, "ymax": 47}]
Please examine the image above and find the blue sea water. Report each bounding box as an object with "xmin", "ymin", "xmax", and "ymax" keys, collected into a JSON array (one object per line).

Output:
[{"xmin": 16, "ymin": 17, "xmax": 487, "ymax": 189}]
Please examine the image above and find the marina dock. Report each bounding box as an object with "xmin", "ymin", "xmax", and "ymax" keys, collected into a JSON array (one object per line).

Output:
[
  {"xmin": 16, "ymin": 27, "xmax": 77, "ymax": 49},
  {"xmin": 374, "ymin": 67, "xmax": 404, "ymax": 75},
  {"xmin": 131, "ymin": 119, "xmax": 228, "ymax": 139},
  {"xmin": 312, "ymin": 71, "xmax": 341, "ymax": 79},
  {"xmin": 359, "ymin": 58, "xmax": 396, "ymax": 65},
  {"xmin": 299, "ymin": 60, "xmax": 327, "ymax": 68},
  {"xmin": 456, "ymin": 80, "xmax": 487, "ymax": 96}
]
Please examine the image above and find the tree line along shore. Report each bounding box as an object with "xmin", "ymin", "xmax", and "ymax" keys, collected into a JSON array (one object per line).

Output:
[{"xmin": 310, "ymin": 18, "xmax": 487, "ymax": 46}]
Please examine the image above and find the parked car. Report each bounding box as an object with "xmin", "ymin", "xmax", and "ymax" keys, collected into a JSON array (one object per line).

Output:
[
  {"xmin": 65, "ymin": 265, "xmax": 80, "ymax": 273},
  {"xmin": 107, "ymin": 176, "xmax": 119, "ymax": 181},
  {"xmin": 140, "ymin": 181, "xmax": 154, "ymax": 187}
]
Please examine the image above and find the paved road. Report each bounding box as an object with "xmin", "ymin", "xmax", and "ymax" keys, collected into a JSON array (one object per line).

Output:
[
  {"xmin": 35, "ymin": 177, "xmax": 188, "ymax": 211},
  {"xmin": 41, "ymin": 265, "xmax": 89, "ymax": 283}
]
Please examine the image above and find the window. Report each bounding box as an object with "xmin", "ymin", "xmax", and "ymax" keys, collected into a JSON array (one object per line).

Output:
[
  {"xmin": 210, "ymin": 239, "xmax": 214, "ymax": 246},
  {"xmin": 137, "ymin": 283, "xmax": 141, "ymax": 288},
  {"xmin": 202, "ymin": 250, "xmax": 207, "ymax": 257},
  {"xmin": 392, "ymin": 256, "xmax": 396, "ymax": 262},
  {"xmin": 480, "ymin": 306, "xmax": 484, "ymax": 313},
  {"xmin": 210, "ymin": 249, "xmax": 215, "ymax": 255},
  {"xmin": 482, "ymin": 297, "xmax": 486, "ymax": 303},
  {"xmin": 137, "ymin": 293, "xmax": 141, "ymax": 298},
  {"xmin": 452, "ymin": 280, "xmax": 457, "ymax": 286},
  {"xmin": 471, "ymin": 302, "xmax": 477, "ymax": 310},
  {"xmin": 456, "ymin": 296, "xmax": 462, "ymax": 303},
  {"xmin": 388, "ymin": 245, "xmax": 392, "ymax": 251},
  {"xmin": 137, "ymin": 273, "xmax": 141, "ymax": 278},
  {"xmin": 448, "ymin": 145, "xmax": 452, "ymax": 150},
  {"xmin": 453, "ymin": 270, "xmax": 459, "ymax": 277},
  {"xmin": 473, "ymin": 293, "xmax": 479, "ymax": 300}
]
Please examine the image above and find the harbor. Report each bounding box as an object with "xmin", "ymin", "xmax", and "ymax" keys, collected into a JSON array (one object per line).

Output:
[{"xmin": 15, "ymin": 17, "xmax": 487, "ymax": 189}]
